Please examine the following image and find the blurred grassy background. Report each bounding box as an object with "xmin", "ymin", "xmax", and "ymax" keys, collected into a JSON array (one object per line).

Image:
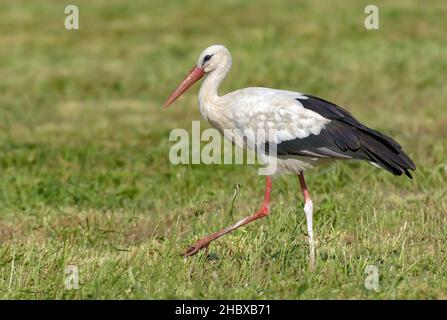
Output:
[{"xmin": 0, "ymin": 0, "xmax": 446, "ymax": 299}]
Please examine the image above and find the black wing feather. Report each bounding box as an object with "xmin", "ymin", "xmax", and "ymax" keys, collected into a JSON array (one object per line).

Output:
[{"xmin": 269, "ymin": 95, "xmax": 416, "ymax": 178}]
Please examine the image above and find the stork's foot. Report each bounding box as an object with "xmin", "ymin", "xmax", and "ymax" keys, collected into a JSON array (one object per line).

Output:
[
  {"xmin": 184, "ymin": 238, "xmax": 211, "ymax": 257},
  {"xmin": 183, "ymin": 177, "xmax": 272, "ymax": 258}
]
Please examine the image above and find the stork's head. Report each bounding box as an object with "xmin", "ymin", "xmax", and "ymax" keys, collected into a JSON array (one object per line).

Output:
[
  {"xmin": 164, "ymin": 45, "xmax": 231, "ymax": 108},
  {"xmin": 196, "ymin": 44, "xmax": 231, "ymax": 73}
]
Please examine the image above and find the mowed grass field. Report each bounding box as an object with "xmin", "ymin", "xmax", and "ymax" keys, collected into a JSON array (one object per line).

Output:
[{"xmin": 0, "ymin": 0, "xmax": 446, "ymax": 299}]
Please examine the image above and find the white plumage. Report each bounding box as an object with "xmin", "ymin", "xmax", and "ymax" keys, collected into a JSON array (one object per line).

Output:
[
  {"xmin": 164, "ymin": 44, "xmax": 415, "ymax": 269},
  {"xmin": 228, "ymin": 92, "xmax": 333, "ymax": 174},
  {"xmin": 198, "ymin": 64, "xmax": 332, "ymax": 175}
]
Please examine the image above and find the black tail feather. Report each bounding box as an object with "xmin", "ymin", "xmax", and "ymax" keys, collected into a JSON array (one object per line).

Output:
[{"xmin": 359, "ymin": 130, "xmax": 415, "ymax": 178}]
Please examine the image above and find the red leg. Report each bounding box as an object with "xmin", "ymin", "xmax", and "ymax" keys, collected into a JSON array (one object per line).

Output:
[
  {"xmin": 184, "ymin": 176, "xmax": 272, "ymax": 256},
  {"xmin": 298, "ymin": 173, "xmax": 316, "ymax": 271}
]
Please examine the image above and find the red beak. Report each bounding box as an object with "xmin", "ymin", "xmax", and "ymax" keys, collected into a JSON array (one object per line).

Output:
[{"xmin": 164, "ymin": 66, "xmax": 205, "ymax": 108}]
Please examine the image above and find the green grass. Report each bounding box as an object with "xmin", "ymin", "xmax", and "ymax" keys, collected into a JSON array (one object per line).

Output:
[{"xmin": 0, "ymin": 0, "xmax": 446, "ymax": 299}]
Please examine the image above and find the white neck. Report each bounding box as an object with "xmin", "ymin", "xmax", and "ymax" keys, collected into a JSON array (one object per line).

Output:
[{"xmin": 198, "ymin": 58, "xmax": 232, "ymax": 109}]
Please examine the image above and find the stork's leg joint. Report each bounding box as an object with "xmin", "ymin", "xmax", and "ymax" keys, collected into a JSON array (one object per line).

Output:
[{"xmin": 259, "ymin": 204, "xmax": 270, "ymax": 217}]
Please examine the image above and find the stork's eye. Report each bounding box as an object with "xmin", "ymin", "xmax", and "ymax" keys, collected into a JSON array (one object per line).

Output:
[{"xmin": 203, "ymin": 54, "xmax": 213, "ymax": 63}]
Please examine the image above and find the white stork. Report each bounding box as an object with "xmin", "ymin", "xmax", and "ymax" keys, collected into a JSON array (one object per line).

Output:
[{"xmin": 164, "ymin": 45, "xmax": 415, "ymax": 269}]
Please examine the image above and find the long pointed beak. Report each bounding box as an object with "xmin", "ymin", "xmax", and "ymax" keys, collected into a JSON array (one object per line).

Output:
[{"xmin": 164, "ymin": 66, "xmax": 205, "ymax": 108}]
